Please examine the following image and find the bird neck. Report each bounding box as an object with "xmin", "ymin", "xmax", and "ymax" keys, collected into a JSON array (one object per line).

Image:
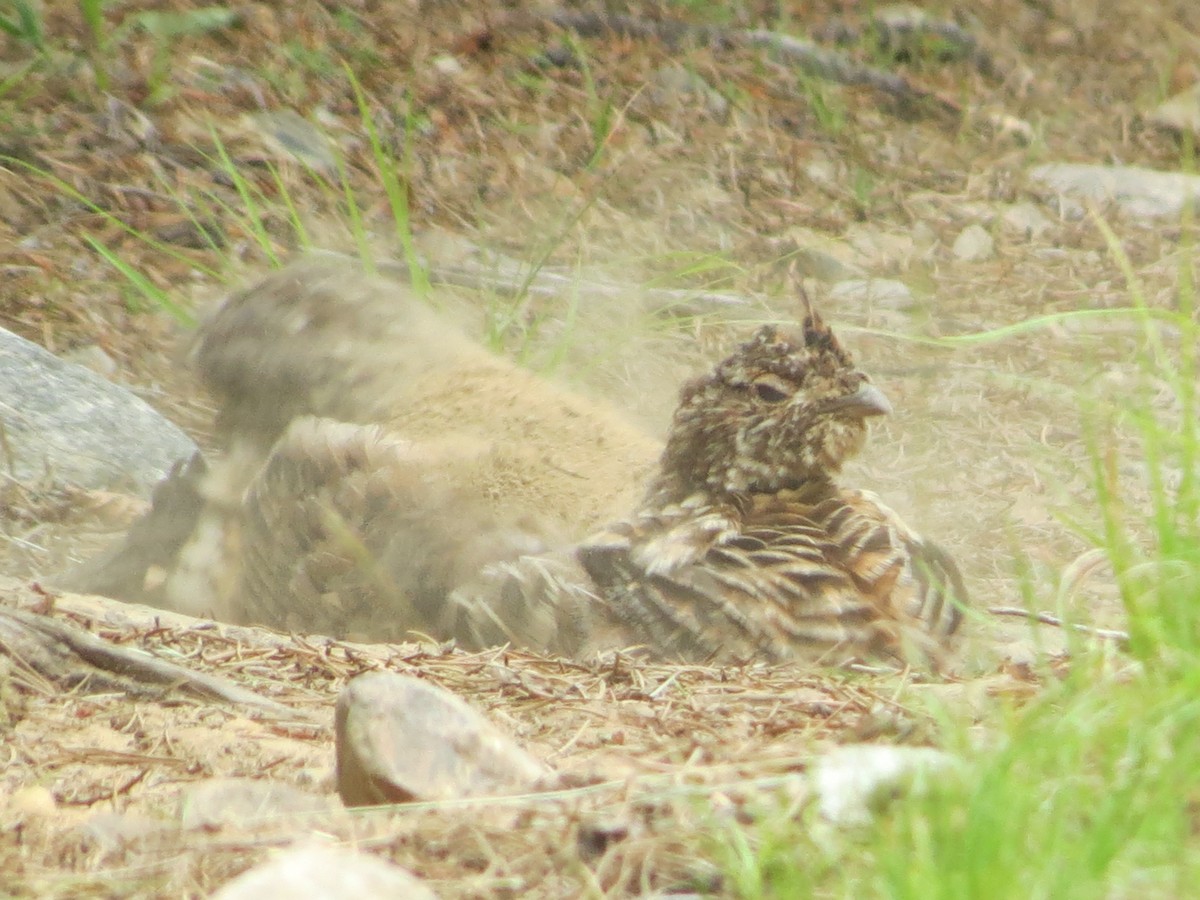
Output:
[{"xmin": 640, "ymin": 467, "xmax": 839, "ymax": 512}]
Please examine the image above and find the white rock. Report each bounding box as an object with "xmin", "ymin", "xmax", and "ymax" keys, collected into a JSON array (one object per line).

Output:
[
  {"xmin": 952, "ymin": 223, "xmax": 995, "ymax": 261},
  {"xmin": 432, "ymin": 54, "xmax": 464, "ymax": 77},
  {"xmin": 1030, "ymin": 162, "xmax": 1200, "ymax": 221},
  {"xmin": 213, "ymin": 842, "xmax": 437, "ymax": 900},
  {"xmin": 812, "ymin": 744, "xmax": 961, "ymax": 827}
]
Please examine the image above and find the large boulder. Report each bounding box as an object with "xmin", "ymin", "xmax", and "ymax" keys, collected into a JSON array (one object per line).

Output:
[{"xmin": 0, "ymin": 326, "xmax": 196, "ymax": 496}]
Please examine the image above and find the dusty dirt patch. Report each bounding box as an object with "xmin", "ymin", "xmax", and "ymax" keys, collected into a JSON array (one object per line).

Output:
[{"xmin": 2, "ymin": 577, "xmax": 997, "ymax": 897}]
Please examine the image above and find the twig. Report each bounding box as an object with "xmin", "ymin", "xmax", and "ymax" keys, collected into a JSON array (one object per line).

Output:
[
  {"xmin": 0, "ymin": 605, "xmax": 319, "ymax": 722},
  {"xmin": 987, "ymin": 606, "xmax": 1130, "ymax": 647}
]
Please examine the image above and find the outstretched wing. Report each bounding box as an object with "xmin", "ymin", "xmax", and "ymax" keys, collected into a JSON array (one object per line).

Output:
[
  {"xmin": 236, "ymin": 417, "xmax": 557, "ymax": 643},
  {"xmin": 189, "ymin": 254, "xmax": 476, "ymax": 451}
]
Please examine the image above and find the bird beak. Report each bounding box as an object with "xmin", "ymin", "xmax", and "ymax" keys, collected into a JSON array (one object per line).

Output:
[{"xmin": 831, "ymin": 383, "xmax": 892, "ymax": 418}]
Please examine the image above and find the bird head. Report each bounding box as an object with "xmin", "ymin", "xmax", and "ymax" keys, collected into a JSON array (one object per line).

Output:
[{"xmin": 652, "ymin": 309, "xmax": 890, "ymax": 503}]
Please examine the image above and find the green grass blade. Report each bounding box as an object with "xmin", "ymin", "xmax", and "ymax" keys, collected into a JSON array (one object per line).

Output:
[
  {"xmin": 344, "ymin": 64, "xmax": 428, "ymax": 292},
  {"xmin": 2, "ymin": 156, "xmax": 224, "ymax": 281},
  {"xmin": 84, "ymin": 235, "xmax": 196, "ymax": 326}
]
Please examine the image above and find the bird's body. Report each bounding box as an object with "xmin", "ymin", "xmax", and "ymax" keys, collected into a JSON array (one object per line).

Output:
[
  {"xmin": 460, "ymin": 315, "xmax": 967, "ymax": 667},
  {"xmin": 69, "ymin": 257, "xmax": 967, "ymax": 668}
]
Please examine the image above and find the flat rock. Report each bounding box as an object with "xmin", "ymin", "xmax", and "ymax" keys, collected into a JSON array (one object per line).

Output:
[
  {"xmin": 335, "ymin": 671, "xmax": 548, "ymax": 807},
  {"xmin": 1030, "ymin": 162, "xmax": 1200, "ymax": 220},
  {"xmin": 213, "ymin": 842, "xmax": 437, "ymax": 900},
  {"xmin": 828, "ymin": 278, "xmax": 915, "ymax": 310},
  {"xmin": 0, "ymin": 327, "xmax": 196, "ymax": 496},
  {"xmin": 812, "ymin": 744, "xmax": 961, "ymax": 827},
  {"xmin": 844, "ymin": 225, "xmax": 925, "ymax": 270},
  {"xmin": 180, "ymin": 778, "xmax": 334, "ymax": 831}
]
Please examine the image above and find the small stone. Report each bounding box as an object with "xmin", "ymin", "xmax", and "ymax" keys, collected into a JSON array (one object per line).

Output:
[
  {"xmin": 649, "ymin": 65, "xmax": 729, "ymax": 120},
  {"xmin": 909, "ymin": 220, "xmax": 938, "ymax": 254},
  {"xmin": 180, "ymin": 778, "xmax": 333, "ymax": 831},
  {"xmin": 153, "ymin": 216, "xmax": 226, "ymax": 250},
  {"xmin": 213, "ymin": 841, "xmax": 437, "ymax": 900},
  {"xmin": 335, "ymin": 671, "xmax": 548, "ymax": 807},
  {"xmin": 812, "ymin": 744, "xmax": 961, "ymax": 827},
  {"xmin": 1145, "ymin": 83, "xmax": 1200, "ymax": 136},
  {"xmin": 952, "ymin": 223, "xmax": 995, "ymax": 261},
  {"xmin": 986, "ymin": 112, "xmax": 1034, "ymax": 146},
  {"xmin": 804, "ymin": 154, "xmax": 838, "ymax": 187},
  {"xmin": 1045, "ymin": 27, "xmax": 1074, "ymax": 50},
  {"xmin": 7, "ymin": 784, "xmax": 57, "ymax": 818},
  {"xmin": 1000, "ymin": 202, "xmax": 1054, "ymax": 240},
  {"xmin": 432, "ymin": 54, "xmax": 464, "ymax": 77}
]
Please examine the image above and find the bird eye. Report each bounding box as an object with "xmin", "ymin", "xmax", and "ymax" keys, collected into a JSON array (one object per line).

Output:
[{"xmin": 753, "ymin": 382, "xmax": 790, "ymax": 403}]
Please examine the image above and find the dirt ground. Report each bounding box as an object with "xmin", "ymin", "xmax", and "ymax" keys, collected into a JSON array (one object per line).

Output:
[{"xmin": 1, "ymin": 0, "xmax": 1195, "ymax": 896}]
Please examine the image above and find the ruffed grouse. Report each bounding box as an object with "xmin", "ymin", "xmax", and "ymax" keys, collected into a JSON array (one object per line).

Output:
[
  {"xmin": 573, "ymin": 311, "xmax": 966, "ymax": 666},
  {"xmin": 69, "ymin": 259, "xmax": 966, "ymax": 667},
  {"xmin": 231, "ymin": 301, "xmax": 965, "ymax": 668}
]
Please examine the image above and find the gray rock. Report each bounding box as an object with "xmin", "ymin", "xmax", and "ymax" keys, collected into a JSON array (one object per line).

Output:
[
  {"xmin": 1145, "ymin": 83, "xmax": 1200, "ymax": 136},
  {"xmin": 952, "ymin": 223, "xmax": 995, "ymax": 261},
  {"xmin": 213, "ymin": 842, "xmax": 437, "ymax": 900},
  {"xmin": 0, "ymin": 327, "xmax": 196, "ymax": 496},
  {"xmin": 812, "ymin": 744, "xmax": 961, "ymax": 827},
  {"xmin": 1030, "ymin": 162, "xmax": 1200, "ymax": 220},
  {"xmin": 872, "ymin": 5, "xmax": 974, "ymax": 63},
  {"xmin": 335, "ymin": 671, "xmax": 548, "ymax": 807}
]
